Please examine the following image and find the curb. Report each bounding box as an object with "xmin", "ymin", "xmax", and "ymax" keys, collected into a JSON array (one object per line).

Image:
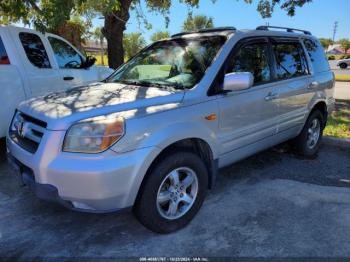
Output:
[{"xmin": 323, "ymin": 137, "xmax": 350, "ymax": 149}]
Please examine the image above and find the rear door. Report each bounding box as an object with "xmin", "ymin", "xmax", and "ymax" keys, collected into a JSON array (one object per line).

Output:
[
  {"xmin": 270, "ymin": 38, "xmax": 312, "ymax": 133},
  {"xmin": 217, "ymin": 38, "xmax": 279, "ymax": 155},
  {"xmin": 47, "ymin": 35, "xmax": 99, "ymax": 88},
  {"xmin": 302, "ymin": 38, "xmax": 334, "ymax": 96},
  {"xmin": 8, "ymin": 27, "xmax": 66, "ymax": 97}
]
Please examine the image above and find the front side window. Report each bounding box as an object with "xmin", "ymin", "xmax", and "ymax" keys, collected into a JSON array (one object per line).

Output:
[
  {"xmin": 0, "ymin": 36, "xmax": 10, "ymax": 64},
  {"xmin": 48, "ymin": 37, "xmax": 83, "ymax": 69},
  {"xmin": 228, "ymin": 42, "xmax": 271, "ymax": 85},
  {"xmin": 19, "ymin": 32, "xmax": 51, "ymax": 68},
  {"xmin": 108, "ymin": 36, "xmax": 226, "ymax": 90},
  {"xmin": 273, "ymin": 42, "xmax": 308, "ymax": 80},
  {"xmin": 303, "ymin": 39, "xmax": 329, "ymax": 73}
]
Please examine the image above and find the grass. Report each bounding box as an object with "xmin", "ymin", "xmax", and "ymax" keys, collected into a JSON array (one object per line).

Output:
[
  {"xmin": 335, "ymin": 75, "xmax": 350, "ymax": 82},
  {"xmin": 324, "ymin": 100, "xmax": 350, "ymax": 139}
]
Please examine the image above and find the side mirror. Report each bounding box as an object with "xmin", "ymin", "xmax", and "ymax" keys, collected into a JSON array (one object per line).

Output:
[
  {"xmin": 82, "ymin": 56, "xmax": 96, "ymax": 69},
  {"xmin": 223, "ymin": 72, "xmax": 254, "ymax": 92}
]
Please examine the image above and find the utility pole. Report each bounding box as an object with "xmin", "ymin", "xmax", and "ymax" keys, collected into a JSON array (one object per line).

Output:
[{"xmin": 332, "ymin": 21, "xmax": 338, "ymax": 43}]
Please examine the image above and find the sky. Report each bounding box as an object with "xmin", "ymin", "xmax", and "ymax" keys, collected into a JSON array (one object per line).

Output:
[{"xmin": 93, "ymin": 0, "xmax": 350, "ymax": 43}]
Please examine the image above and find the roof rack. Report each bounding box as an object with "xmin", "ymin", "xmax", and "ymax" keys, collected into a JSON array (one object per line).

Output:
[
  {"xmin": 172, "ymin": 27, "xmax": 236, "ymax": 37},
  {"xmin": 256, "ymin": 25, "xmax": 312, "ymax": 35}
]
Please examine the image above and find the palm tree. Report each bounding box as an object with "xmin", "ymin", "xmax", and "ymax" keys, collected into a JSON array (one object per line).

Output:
[
  {"xmin": 151, "ymin": 31, "xmax": 170, "ymax": 42},
  {"xmin": 182, "ymin": 14, "xmax": 214, "ymax": 31}
]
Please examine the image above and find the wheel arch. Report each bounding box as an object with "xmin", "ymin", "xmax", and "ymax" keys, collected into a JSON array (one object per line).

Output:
[
  {"xmin": 310, "ymin": 101, "xmax": 328, "ymax": 128},
  {"xmin": 133, "ymin": 137, "xmax": 218, "ymax": 208}
]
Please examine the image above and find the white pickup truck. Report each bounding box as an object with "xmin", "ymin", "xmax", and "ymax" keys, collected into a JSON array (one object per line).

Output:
[{"xmin": 0, "ymin": 26, "xmax": 113, "ymax": 138}]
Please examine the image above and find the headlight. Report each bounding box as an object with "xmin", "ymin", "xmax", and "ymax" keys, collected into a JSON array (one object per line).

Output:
[{"xmin": 63, "ymin": 115, "xmax": 125, "ymax": 153}]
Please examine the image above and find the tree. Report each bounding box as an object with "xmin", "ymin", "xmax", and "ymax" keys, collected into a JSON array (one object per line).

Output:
[
  {"xmin": 123, "ymin": 32, "xmax": 146, "ymax": 60},
  {"xmin": 0, "ymin": 0, "xmax": 89, "ymax": 49},
  {"xmin": 87, "ymin": 0, "xmax": 312, "ymax": 69},
  {"xmin": 319, "ymin": 38, "xmax": 333, "ymax": 50},
  {"xmin": 1, "ymin": 0, "xmax": 313, "ymax": 69},
  {"xmin": 151, "ymin": 31, "xmax": 170, "ymax": 42},
  {"xmin": 338, "ymin": 39, "xmax": 350, "ymax": 55},
  {"xmin": 182, "ymin": 14, "xmax": 214, "ymax": 31}
]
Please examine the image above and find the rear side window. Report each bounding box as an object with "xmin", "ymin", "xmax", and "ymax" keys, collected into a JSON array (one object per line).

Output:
[
  {"xmin": 0, "ymin": 36, "xmax": 10, "ymax": 64},
  {"xmin": 303, "ymin": 39, "xmax": 330, "ymax": 73},
  {"xmin": 273, "ymin": 42, "xmax": 308, "ymax": 80},
  {"xmin": 228, "ymin": 42, "xmax": 271, "ymax": 85},
  {"xmin": 19, "ymin": 32, "xmax": 51, "ymax": 68}
]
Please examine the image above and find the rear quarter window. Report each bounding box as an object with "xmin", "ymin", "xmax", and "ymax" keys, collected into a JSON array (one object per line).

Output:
[
  {"xmin": 303, "ymin": 39, "xmax": 330, "ymax": 73},
  {"xmin": 0, "ymin": 36, "xmax": 10, "ymax": 64},
  {"xmin": 19, "ymin": 32, "xmax": 51, "ymax": 68}
]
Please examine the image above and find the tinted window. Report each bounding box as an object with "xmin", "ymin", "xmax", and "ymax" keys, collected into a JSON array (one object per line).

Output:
[
  {"xmin": 0, "ymin": 36, "xmax": 10, "ymax": 64},
  {"xmin": 19, "ymin": 33, "xmax": 51, "ymax": 68},
  {"xmin": 48, "ymin": 37, "xmax": 83, "ymax": 69},
  {"xmin": 273, "ymin": 42, "xmax": 308, "ymax": 80},
  {"xmin": 303, "ymin": 39, "xmax": 330, "ymax": 73},
  {"xmin": 228, "ymin": 42, "xmax": 271, "ymax": 85}
]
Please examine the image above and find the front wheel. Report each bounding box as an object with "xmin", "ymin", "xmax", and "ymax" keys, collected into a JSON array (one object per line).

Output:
[
  {"xmin": 293, "ymin": 110, "xmax": 324, "ymax": 157},
  {"xmin": 133, "ymin": 151, "xmax": 208, "ymax": 234}
]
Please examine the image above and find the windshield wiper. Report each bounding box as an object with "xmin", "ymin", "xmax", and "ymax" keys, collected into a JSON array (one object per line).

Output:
[{"xmin": 118, "ymin": 80, "xmax": 186, "ymax": 90}]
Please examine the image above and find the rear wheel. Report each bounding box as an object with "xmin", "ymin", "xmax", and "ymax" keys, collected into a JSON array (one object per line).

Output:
[
  {"xmin": 134, "ymin": 151, "xmax": 208, "ymax": 234},
  {"xmin": 293, "ymin": 110, "xmax": 324, "ymax": 157},
  {"xmin": 339, "ymin": 63, "xmax": 348, "ymax": 69}
]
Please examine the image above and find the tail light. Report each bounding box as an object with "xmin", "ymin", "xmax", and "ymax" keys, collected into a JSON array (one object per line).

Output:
[{"xmin": 0, "ymin": 56, "xmax": 10, "ymax": 65}]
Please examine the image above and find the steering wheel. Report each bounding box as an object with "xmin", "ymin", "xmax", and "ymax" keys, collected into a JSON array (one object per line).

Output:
[{"xmin": 64, "ymin": 60, "xmax": 80, "ymax": 68}]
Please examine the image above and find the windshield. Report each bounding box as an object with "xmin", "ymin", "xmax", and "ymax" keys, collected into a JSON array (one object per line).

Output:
[{"xmin": 107, "ymin": 36, "xmax": 226, "ymax": 90}]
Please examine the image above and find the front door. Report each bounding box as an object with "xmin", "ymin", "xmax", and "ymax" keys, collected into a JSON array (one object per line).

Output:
[
  {"xmin": 47, "ymin": 35, "xmax": 99, "ymax": 88},
  {"xmin": 217, "ymin": 38, "xmax": 279, "ymax": 156}
]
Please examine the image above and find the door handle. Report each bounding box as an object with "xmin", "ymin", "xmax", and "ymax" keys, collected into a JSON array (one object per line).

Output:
[
  {"xmin": 63, "ymin": 76, "xmax": 74, "ymax": 81},
  {"xmin": 308, "ymin": 81, "xmax": 319, "ymax": 89},
  {"xmin": 265, "ymin": 92, "xmax": 278, "ymax": 101}
]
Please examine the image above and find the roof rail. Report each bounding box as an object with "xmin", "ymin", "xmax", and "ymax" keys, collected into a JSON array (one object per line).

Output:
[
  {"xmin": 172, "ymin": 27, "xmax": 236, "ymax": 37},
  {"xmin": 256, "ymin": 25, "xmax": 312, "ymax": 35}
]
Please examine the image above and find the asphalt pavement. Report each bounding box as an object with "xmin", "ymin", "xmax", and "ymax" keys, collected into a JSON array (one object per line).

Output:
[{"xmin": 1, "ymin": 142, "xmax": 350, "ymax": 258}]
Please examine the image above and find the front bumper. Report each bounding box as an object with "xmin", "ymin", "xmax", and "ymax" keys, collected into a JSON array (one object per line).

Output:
[{"xmin": 6, "ymin": 131, "xmax": 161, "ymax": 212}]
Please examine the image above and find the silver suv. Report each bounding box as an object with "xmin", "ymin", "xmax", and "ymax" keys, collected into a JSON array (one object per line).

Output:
[{"xmin": 7, "ymin": 26, "xmax": 335, "ymax": 233}]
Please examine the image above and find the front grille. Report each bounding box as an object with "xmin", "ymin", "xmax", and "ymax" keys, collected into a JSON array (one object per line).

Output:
[{"xmin": 9, "ymin": 112, "xmax": 47, "ymax": 154}]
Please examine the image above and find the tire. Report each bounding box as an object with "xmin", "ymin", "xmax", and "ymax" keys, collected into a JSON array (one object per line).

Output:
[
  {"xmin": 293, "ymin": 110, "xmax": 324, "ymax": 158},
  {"xmin": 339, "ymin": 63, "xmax": 348, "ymax": 69},
  {"xmin": 133, "ymin": 151, "xmax": 208, "ymax": 234},
  {"xmin": 0, "ymin": 137, "xmax": 6, "ymax": 162}
]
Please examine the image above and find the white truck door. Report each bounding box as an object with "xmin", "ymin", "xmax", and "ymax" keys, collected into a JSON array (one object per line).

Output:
[
  {"xmin": 46, "ymin": 35, "xmax": 101, "ymax": 88},
  {"xmin": 8, "ymin": 27, "xmax": 66, "ymax": 97}
]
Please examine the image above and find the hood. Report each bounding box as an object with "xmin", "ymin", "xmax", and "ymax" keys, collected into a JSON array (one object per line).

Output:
[{"xmin": 19, "ymin": 82, "xmax": 185, "ymax": 130}]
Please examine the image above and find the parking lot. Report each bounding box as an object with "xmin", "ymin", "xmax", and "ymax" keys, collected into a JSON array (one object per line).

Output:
[
  {"xmin": 329, "ymin": 60, "xmax": 350, "ymax": 75},
  {"xmin": 1, "ymin": 142, "xmax": 350, "ymax": 258}
]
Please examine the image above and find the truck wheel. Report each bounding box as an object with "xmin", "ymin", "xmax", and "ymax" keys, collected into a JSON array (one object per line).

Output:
[
  {"xmin": 293, "ymin": 110, "xmax": 324, "ymax": 158},
  {"xmin": 340, "ymin": 63, "xmax": 348, "ymax": 69},
  {"xmin": 134, "ymin": 151, "xmax": 208, "ymax": 234}
]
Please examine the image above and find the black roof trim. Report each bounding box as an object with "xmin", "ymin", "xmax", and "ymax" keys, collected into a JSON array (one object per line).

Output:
[
  {"xmin": 171, "ymin": 27, "xmax": 236, "ymax": 37},
  {"xmin": 256, "ymin": 25, "xmax": 312, "ymax": 35}
]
